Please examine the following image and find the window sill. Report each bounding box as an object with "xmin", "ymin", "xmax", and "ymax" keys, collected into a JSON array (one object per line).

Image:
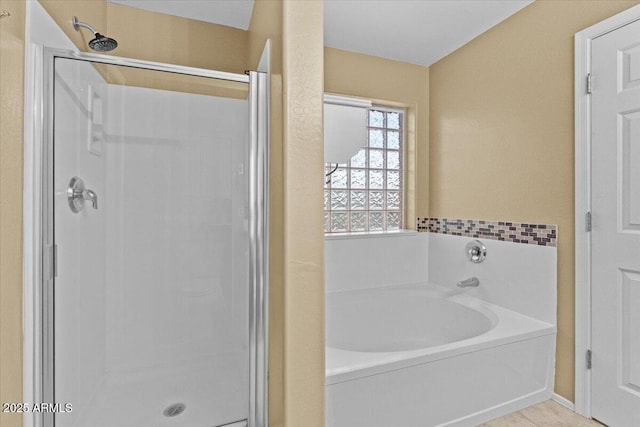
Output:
[{"xmin": 324, "ymin": 229, "xmax": 419, "ymax": 240}]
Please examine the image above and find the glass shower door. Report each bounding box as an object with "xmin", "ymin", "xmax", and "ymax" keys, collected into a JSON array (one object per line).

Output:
[{"xmin": 50, "ymin": 56, "xmax": 252, "ymax": 427}]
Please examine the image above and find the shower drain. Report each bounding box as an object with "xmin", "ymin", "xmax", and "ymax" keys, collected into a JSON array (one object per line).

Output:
[{"xmin": 163, "ymin": 403, "xmax": 186, "ymax": 417}]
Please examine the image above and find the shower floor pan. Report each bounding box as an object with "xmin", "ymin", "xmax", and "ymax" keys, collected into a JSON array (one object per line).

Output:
[{"xmin": 58, "ymin": 353, "xmax": 248, "ymax": 427}]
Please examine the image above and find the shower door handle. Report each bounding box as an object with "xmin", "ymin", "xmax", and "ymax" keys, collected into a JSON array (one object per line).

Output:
[{"xmin": 67, "ymin": 176, "xmax": 98, "ymax": 213}]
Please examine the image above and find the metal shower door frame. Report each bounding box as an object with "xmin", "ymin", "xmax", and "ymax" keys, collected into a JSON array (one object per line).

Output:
[{"xmin": 38, "ymin": 48, "xmax": 268, "ymax": 427}]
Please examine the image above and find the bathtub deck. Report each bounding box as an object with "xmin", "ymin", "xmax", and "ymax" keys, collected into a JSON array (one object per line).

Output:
[{"xmin": 478, "ymin": 400, "xmax": 605, "ymax": 427}]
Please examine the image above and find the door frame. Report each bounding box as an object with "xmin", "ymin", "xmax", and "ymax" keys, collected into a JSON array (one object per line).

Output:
[
  {"xmin": 574, "ymin": 4, "xmax": 640, "ymax": 418},
  {"xmin": 24, "ymin": 46, "xmax": 269, "ymax": 427}
]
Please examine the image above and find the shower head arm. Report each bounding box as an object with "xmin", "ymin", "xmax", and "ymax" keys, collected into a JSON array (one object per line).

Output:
[
  {"xmin": 72, "ymin": 16, "xmax": 98, "ymax": 35},
  {"xmin": 71, "ymin": 16, "xmax": 118, "ymax": 52}
]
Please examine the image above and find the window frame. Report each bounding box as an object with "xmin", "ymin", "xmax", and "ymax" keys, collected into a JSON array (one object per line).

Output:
[{"xmin": 324, "ymin": 104, "xmax": 407, "ymax": 234}]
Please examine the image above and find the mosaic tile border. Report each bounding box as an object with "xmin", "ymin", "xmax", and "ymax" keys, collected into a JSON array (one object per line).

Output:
[{"xmin": 417, "ymin": 217, "xmax": 557, "ymax": 247}]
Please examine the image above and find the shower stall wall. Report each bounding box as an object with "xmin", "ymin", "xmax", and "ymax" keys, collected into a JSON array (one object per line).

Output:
[{"xmin": 38, "ymin": 50, "xmax": 268, "ymax": 427}]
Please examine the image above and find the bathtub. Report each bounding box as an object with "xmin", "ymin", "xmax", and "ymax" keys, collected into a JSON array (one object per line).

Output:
[{"xmin": 325, "ymin": 283, "xmax": 556, "ymax": 427}]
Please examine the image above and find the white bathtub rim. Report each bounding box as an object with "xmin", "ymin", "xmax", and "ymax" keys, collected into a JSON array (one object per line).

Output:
[
  {"xmin": 326, "ymin": 328, "xmax": 555, "ymax": 385},
  {"xmin": 326, "ymin": 281, "xmax": 553, "ymax": 330},
  {"xmin": 326, "ymin": 282, "xmax": 555, "ymax": 385},
  {"xmin": 326, "ymin": 284, "xmax": 500, "ymax": 352},
  {"xmin": 326, "ymin": 279, "xmax": 469, "ymax": 296}
]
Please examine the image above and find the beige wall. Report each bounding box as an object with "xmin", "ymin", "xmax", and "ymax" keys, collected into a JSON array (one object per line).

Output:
[
  {"xmin": 38, "ymin": 0, "xmax": 107, "ymax": 51},
  {"xmin": 281, "ymin": 1, "xmax": 325, "ymax": 425},
  {"xmin": 324, "ymin": 47, "xmax": 429, "ymax": 226},
  {"xmin": 429, "ymin": 0, "xmax": 640, "ymax": 401},
  {"xmin": 39, "ymin": 0, "xmax": 249, "ymax": 74},
  {"xmin": 106, "ymin": 3, "xmax": 248, "ymax": 74},
  {"xmin": 0, "ymin": 2, "xmax": 26, "ymax": 426}
]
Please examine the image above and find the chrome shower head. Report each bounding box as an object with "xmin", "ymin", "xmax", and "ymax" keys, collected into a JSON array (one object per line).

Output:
[
  {"xmin": 72, "ymin": 16, "xmax": 118, "ymax": 52},
  {"xmin": 88, "ymin": 34, "xmax": 118, "ymax": 52}
]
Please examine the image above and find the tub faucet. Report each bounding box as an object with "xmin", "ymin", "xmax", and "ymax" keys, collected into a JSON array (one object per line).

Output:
[{"xmin": 457, "ymin": 277, "xmax": 480, "ymax": 288}]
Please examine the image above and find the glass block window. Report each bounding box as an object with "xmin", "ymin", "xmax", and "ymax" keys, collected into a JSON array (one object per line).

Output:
[{"xmin": 324, "ymin": 108, "xmax": 404, "ymax": 233}]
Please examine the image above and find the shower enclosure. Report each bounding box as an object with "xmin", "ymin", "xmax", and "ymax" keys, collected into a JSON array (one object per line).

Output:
[{"xmin": 37, "ymin": 49, "xmax": 268, "ymax": 427}]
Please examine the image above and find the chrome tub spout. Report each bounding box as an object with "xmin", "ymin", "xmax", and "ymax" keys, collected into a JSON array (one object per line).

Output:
[{"xmin": 456, "ymin": 277, "xmax": 480, "ymax": 288}]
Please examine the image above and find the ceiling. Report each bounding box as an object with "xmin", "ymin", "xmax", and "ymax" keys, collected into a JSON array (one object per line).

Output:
[
  {"xmin": 107, "ymin": 0, "xmax": 533, "ymax": 66},
  {"xmin": 324, "ymin": 0, "xmax": 532, "ymax": 66},
  {"xmin": 108, "ymin": 0, "xmax": 255, "ymax": 30}
]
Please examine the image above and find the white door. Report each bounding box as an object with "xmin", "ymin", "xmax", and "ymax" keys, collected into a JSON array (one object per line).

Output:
[{"xmin": 591, "ymin": 17, "xmax": 640, "ymax": 427}]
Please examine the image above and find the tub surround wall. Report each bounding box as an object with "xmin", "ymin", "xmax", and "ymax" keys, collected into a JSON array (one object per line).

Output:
[
  {"xmin": 325, "ymin": 233, "xmax": 428, "ymax": 293},
  {"xmin": 325, "ymin": 231, "xmax": 556, "ymax": 324},
  {"xmin": 428, "ymin": 233, "xmax": 556, "ymax": 325},
  {"xmin": 418, "ymin": 217, "xmax": 557, "ymax": 247}
]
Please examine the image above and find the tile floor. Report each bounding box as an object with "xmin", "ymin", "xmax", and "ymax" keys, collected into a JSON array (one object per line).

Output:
[{"xmin": 478, "ymin": 400, "xmax": 605, "ymax": 427}]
